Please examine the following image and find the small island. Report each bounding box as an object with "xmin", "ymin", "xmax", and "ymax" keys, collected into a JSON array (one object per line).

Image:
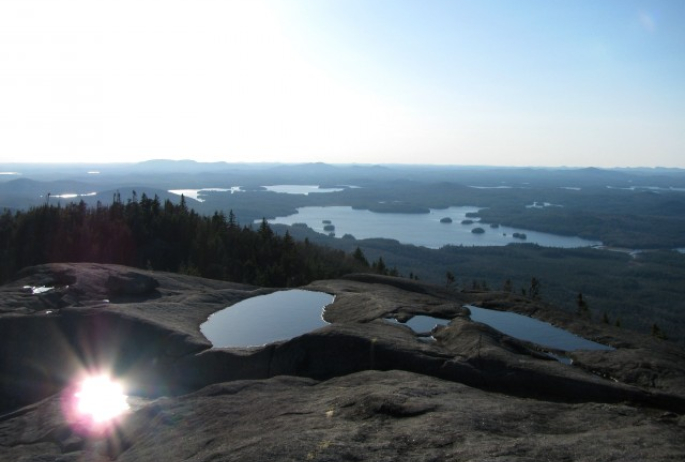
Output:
[
  {"xmin": 322, "ymin": 220, "xmax": 332, "ymax": 224},
  {"xmin": 513, "ymin": 232, "xmax": 527, "ymax": 240},
  {"xmin": 440, "ymin": 217, "xmax": 453, "ymax": 224},
  {"xmin": 461, "ymin": 219, "xmax": 474, "ymax": 225},
  {"xmin": 471, "ymin": 227, "xmax": 485, "ymax": 234},
  {"xmin": 323, "ymin": 224, "xmax": 335, "ymax": 232}
]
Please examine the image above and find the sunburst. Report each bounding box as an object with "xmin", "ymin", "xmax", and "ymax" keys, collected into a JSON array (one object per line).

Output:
[{"xmin": 73, "ymin": 374, "xmax": 130, "ymax": 424}]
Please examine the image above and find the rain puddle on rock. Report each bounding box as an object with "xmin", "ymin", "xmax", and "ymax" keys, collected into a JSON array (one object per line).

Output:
[
  {"xmin": 398, "ymin": 306, "xmax": 613, "ymax": 358},
  {"xmin": 200, "ymin": 290, "xmax": 334, "ymax": 348},
  {"xmin": 465, "ymin": 305, "xmax": 614, "ymax": 352},
  {"xmin": 23, "ymin": 285, "xmax": 54, "ymax": 295},
  {"xmin": 402, "ymin": 315, "xmax": 451, "ymax": 335}
]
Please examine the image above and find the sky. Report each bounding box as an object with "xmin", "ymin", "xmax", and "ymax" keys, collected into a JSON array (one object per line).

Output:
[{"xmin": 0, "ymin": 0, "xmax": 683, "ymax": 168}]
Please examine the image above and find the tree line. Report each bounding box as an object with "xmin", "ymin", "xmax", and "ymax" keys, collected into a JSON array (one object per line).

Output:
[{"xmin": 0, "ymin": 193, "xmax": 370, "ymax": 286}]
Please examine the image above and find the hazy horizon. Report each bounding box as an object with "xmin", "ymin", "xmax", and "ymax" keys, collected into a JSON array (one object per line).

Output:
[
  {"xmin": 2, "ymin": 158, "xmax": 685, "ymax": 171},
  {"xmin": 1, "ymin": 1, "xmax": 684, "ymax": 168}
]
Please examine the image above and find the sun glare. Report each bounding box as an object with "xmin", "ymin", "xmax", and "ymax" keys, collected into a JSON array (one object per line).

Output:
[{"xmin": 74, "ymin": 375, "xmax": 130, "ymax": 424}]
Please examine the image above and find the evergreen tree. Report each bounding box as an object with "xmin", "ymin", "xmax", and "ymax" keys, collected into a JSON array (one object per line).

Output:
[
  {"xmin": 445, "ymin": 271, "xmax": 456, "ymax": 287},
  {"xmin": 529, "ymin": 277, "xmax": 541, "ymax": 299},
  {"xmin": 577, "ymin": 293, "xmax": 591, "ymax": 320},
  {"xmin": 352, "ymin": 247, "xmax": 370, "ymax": 267},
  {"xmin": 651, "ymin": 323, "xmax": 667, "ymax": 340},
  {"xmin": 258, "ymin": 218, "xmax": 274, "ymax": 240},
  {"xmin": 373, "ymin": 256, "xmax": 387, "ymax": 275},
  {"xmin": 227, "ymin": 209, "xmax": 238, "ymax": 230}
]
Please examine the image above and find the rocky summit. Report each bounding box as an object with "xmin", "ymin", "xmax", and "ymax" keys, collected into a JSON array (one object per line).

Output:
[{"xmin": 0, "ymin": 263, "xmax": 684, "ymax": 461}]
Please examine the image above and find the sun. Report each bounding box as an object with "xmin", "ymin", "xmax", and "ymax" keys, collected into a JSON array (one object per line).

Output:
[{"xmin": 73, "ymin": 374, "xmax": 130, "ymax": 424}]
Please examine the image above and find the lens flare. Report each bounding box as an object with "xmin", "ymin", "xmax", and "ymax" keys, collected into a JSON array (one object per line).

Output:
[{"xmin": 74, "ymin": 375, "xmax": 130, "ymax": 423}]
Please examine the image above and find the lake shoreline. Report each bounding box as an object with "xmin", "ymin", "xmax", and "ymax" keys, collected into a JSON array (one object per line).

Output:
[{"xmin": 267, "ymin": 205, "xmax": 602, "ymax": 249}]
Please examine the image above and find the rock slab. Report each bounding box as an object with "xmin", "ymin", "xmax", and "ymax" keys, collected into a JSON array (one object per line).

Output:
[{"xmin": 0, "ymin": 264, "xmax": 684, "ymax": 461}]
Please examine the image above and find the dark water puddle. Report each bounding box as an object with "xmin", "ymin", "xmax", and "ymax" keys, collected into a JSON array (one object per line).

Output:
[
  {"xmin": 396, "ymin": 306, "xmax": 613, "ymax": 362},
  {"xmin": 466, "ymin": 305, "xmax": 614, "ymax": 352},
  {"xmin": 402, "ymin": 315, "xmax": 450, "ymax": 335},
  {"xmin": 201, "ymin": 290, "xmax": 334, "ymax": 348}
]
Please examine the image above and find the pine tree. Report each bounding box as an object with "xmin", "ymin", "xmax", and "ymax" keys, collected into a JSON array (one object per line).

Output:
[
  {"xmin": 651, "ymin": 323, "xmax": 667, "ymax": 340},
  {"xmin": 577, "ymin": 293, "xmax": 591, "ymax": 320},
  {"xmin": 529, "ymin": 277, "xmax": 541, "ymax": 299},
  {"xmin": 228, "ymin": 209, "xmax": 238, "ymax": 230},
  {"xmin": 258, "ymin": 218, "xmax": 274, "ymax": 240},
  {"xmin": 445, "ymin": 271, "xmax": 456, "ymax": 287},
  {"xmin": 352, "ymin": 247, "xmax": 370, "ymax": 267},
  {"xmin": 373, "ymin": 256, "xmax": 387, "ymax": 275}
]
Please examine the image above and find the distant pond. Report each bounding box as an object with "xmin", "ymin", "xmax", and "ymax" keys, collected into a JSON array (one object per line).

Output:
[
  {"xmin": 262, "ymin": 185, "xmax": 347, "ymax": 195},
  {"xmin": 268, "ymin": 206, "xmax": 601, "ymax": 249},
  {"xmin": 169, "ymin": 187, "xmax": 243, "ymax": 202},
  {"xmin": 169, "ymin": 184, "xmax": 349, "ymax": 201},
  {"xmin": 200, "ymin": 290, "xmax": 334, "ymax": 348}
]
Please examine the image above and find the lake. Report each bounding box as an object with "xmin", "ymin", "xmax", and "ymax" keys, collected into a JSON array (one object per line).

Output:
[
  {"xmin": 606, "ymin": 185, "xmax": 685, "ymax": 192},
  {"xmin": 200, "ymin": 290, "xmax": 335, "ymax": 348},
  {"xmin": 263, "ymin": 185, "xmax": 346, "ymax": 195},
  {"xmin": 169, "ymin": 187, "xmax": 242, "ymax": 202},
  {"xmin": 169, "ymin": 185, "xmax": 347, "ymax": 201},
  {"xmin": 268, "ymin": 206, "xmax": 601, "ymax": 249}
]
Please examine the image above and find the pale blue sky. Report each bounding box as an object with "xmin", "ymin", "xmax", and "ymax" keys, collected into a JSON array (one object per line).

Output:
[{"xmin": 0, "ymin": 0, "xmax": 683, "ymax": 167}]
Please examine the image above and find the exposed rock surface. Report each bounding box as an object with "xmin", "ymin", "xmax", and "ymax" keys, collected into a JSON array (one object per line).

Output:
[{"xmin": 1, "ymin": 263, "xmax": 684, "ymax": 461}]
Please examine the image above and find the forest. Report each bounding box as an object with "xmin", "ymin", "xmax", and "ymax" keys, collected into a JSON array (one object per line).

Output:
[
  {"xmin": 4, "ymin": 163, "xmax": 685, "ymax": 250},
  {"xmin": 0, "ymin": 193, "xmax": 369, "ymax": 287}
]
